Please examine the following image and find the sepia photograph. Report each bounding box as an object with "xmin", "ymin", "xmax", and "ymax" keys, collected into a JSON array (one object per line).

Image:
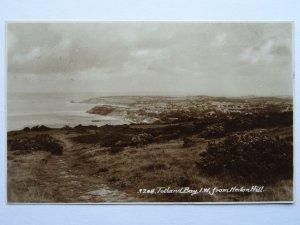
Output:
[{"xmin": 6, "ymin": 22, "xmax": 294, "ymax": 203}]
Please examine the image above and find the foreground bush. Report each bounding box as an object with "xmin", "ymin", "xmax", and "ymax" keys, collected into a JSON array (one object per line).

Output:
[
  {"xmin": 23, "ymin": 125, "xmax": 51, "ymax": 132},
  {"xmin": 197, "ymin": 133, "xmax": 293, "ymax": 184},
  {"xmin": 8, "ymin": 134, "xmax": 63, "ymax": 155}
]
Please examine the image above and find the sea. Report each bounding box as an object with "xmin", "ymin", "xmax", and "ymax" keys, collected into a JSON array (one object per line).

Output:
[{"xmin": 7, "ymin": 92, "xmax": 128, "ymax": 131}]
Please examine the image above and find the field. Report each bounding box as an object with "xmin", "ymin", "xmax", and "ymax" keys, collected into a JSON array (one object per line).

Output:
[{"xmin": 7, "ymin": 95, "xmax": 293, "ymax": 203}]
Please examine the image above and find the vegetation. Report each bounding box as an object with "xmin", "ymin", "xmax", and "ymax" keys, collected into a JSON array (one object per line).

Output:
[
  {"xmin": 8, "ymin": 134, "xmax": 63, "ymax": 155},
  {"xmin": 7, "ymin": 96, "xmax": 293, "ymax": 202},
  {"xmin": 197, "ymin": 133, "xmax": 293, "ymax": 184}
]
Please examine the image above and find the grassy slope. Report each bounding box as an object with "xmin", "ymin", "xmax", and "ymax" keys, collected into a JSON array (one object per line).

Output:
[{"xmin": 7, "ymin": 125, "xmax": 293, "ymax": 203}]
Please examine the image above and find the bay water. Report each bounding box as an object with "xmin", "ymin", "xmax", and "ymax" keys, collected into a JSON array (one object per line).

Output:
[{"xmin": 7, "ymin": 92, "xmax": 128, "ymax": 131}]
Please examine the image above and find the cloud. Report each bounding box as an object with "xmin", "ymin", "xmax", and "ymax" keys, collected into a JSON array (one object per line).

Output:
[
  {"xmin": 210, "ymin": 33, "xmax": 228, "ymax": 47},
  {"xmin": 8, "ymin": 24, "xmax": 132, "ymax": 75},
  {"xmin": 239, "ymin": 36, "xmax": 291, "ymax": 64},
  {"xmin": 7, "ymin": 23, "xmax": 293, "ymax": 96}
]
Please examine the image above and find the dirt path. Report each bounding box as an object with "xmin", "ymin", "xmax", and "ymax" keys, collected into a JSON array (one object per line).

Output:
[{"xmin": 38, "ymin": 133, "xmax": 137, "ymax": 203}]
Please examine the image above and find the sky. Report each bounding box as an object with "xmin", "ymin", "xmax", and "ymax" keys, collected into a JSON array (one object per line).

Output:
[{"xmin": 7, "ymin": 22, "xmax": 293, "ymax": 96}]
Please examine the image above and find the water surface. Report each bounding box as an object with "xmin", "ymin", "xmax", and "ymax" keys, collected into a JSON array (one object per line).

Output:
[{"xmin": 7, "ymin": 92, "xmax": 128, "ymax": 131}]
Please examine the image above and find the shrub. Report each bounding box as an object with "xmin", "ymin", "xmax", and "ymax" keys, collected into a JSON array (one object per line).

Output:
[
  {"xmin": 201, "ymin": 124, "xmax": 225, "ymax": 138},
  {"xmin": 72, "ymin": 128, "xmax": 136, "ymax": 147},
  {"xmin": 130, "ymin": 132, "xmax": 153, "ymax": 146},
  {"xmin": 140, "ymin": 163, "xmax": 168, "ymax": 172},
  {"xmin": 30, "ymin": 125, "xmax": 51, "ymax": 131},
  {"xmin": 23, "ymin": 127, "xmax": 30, "ymax": 132},
  {"xmin": 108, "ymin": 146, "xmax": 124, "ymax": 154},
  {"xmin": 182, "ymin": 137, "xmax": 195, "ymax": 148},
  {"xmin": 8, "ymin": 134, "xmax": 63, "ymax": 155},
  {"xmin": 97, "ymin": 167, "xmax": 109, "ymax": 173},
  {"xmin": 197, "ymin": 133, "xmax": 293, "ymax": 183}
]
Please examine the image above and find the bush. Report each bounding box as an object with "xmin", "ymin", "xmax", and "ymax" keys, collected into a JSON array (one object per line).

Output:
[
  {"xmin": 140, "ymin": 163, "xmax": 168, "ymax": 172},
  {"xmin": 8, "ymin": 134, "xmax": 63, "ymax": 155},
  {"xmin": 182, "ymin": 137, "xmax": 195, "ymax": 148},
  {"xmin": 108, "ymin": 146, "xmax": 124, "ymax": 154},
  {"xmin": 197, "ymin": 133, "xmax": 293, "ymax": 183},
  {"xmin": 72, "ymin": 126, "xmax": 139, "ymax": 147},
  {"xmin": 201, "ymin": 124, "xmax": 225, "ymax": 138},
  {"xmin": 130, "ymin": 132, "xmax": 153, "ymax": 146},
  {"xmin": 30, "ymin": 125, "xmax": 51, "ymax": 131}
]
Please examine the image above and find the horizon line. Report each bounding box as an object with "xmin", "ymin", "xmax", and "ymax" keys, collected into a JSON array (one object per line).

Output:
[{"xmin": 7, "ymin": 91, "xmax": 293, "ymax": 98}]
